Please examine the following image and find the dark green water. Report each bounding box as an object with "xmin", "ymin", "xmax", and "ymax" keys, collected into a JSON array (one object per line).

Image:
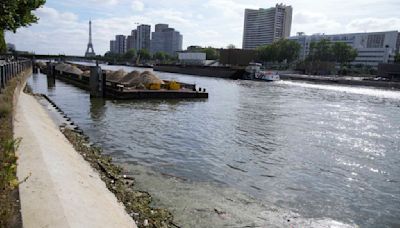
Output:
[{"xmin": 28, "ymin": 66, "xmax": 400, "ymax": 227}]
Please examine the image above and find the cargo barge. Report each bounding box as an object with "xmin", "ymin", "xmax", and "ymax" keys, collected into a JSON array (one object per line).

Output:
[{"xmin": 41, "ymin": 62, "xmax": 208, "ymax": 100}]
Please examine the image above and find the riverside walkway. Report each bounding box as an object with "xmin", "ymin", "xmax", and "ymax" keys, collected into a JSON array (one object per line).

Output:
[{"xmin": 14, "ymin": 91, "xmax": 135, "ymax": 228}]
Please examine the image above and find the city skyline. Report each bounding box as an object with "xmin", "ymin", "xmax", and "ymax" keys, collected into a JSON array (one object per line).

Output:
[{"xmin": 5, "ymin": 0, "xmax": 400, "ymax": 55}]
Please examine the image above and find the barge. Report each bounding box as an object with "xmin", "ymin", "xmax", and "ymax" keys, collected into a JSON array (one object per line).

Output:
[{"xmin": 42, "ymin": 62, "xmax": 208, "ymax": 100}]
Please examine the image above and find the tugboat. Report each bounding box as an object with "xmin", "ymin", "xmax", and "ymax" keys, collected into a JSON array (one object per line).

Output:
[{"xmin": 243, "ymin": 62, "xmax": 280, "ymax": 81}]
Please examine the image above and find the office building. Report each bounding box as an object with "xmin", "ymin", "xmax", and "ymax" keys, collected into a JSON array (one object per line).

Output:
[
  {"xmin": 136, "ymin": 24, "xmax": 151, "ymax": 50},
  {"xmin": 242, "ymin": 3, "xmax": 292, "ymax": 49},
  {"xmin": 126, "ymin": 30, "xmax": 137, "ymax": 51},
  {"xmin": 115, "ymin": 35, "xmax": 126, "ymax": 54},
  {"xmin": 109, "ymin": 40, "xmax": 116, "ymax": 53},
  {"xmin": 150, "ymin": 24, "xmax": 183, "ymax": 55},
  {"xmin": 288, "ymin": 30, "xmax": 399, "ymax": 67}
]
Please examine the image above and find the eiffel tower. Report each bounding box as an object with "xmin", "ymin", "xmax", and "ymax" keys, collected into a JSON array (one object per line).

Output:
[{"xmin": 85, "ymin": 20, "xmax": 96, "ymax": 57}]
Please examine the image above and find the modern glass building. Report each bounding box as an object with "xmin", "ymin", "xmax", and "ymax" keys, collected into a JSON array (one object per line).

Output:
[{"xmin": 288, "ymin": 31, "xmax": 400, "ymax": 67}]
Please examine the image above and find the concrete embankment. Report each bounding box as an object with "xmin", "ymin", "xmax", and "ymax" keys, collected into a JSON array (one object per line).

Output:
[
  {"xmin": 280, "ymin": 74, "xmax": 400, "ymax": 89},
  {"xmin": 14, "ymin": 91, "xmax": 135, "ymax": 227}
]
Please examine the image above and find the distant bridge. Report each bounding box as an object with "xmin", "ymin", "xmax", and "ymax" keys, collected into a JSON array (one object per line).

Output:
[
  {"xmin": 3, "ymin": 53, "xmax": 105, "ymax": 62},
  {"xmin": 19, "ymin": 53, "xmax": 102, "ymax": 61}
]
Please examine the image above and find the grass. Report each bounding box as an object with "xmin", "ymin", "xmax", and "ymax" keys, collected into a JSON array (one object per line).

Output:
[{"xmin": 0, "ymin": 70, "xmax": 29, "ymax": 228}]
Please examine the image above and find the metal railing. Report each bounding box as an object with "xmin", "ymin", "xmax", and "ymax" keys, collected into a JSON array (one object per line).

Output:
[{"xmin": 0, "ymin": 60, "xmax": 32, "ymax": 93}]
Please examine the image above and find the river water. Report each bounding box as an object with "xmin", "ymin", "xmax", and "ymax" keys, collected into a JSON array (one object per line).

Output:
[{"xmin": 28, "ymin": 66, "xmax": 400, "ymax": 227}]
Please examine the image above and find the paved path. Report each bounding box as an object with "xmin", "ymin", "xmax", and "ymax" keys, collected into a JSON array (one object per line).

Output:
[{"xmin": 14, "ymin": 92, "xmax": 135, "ymax": 228}]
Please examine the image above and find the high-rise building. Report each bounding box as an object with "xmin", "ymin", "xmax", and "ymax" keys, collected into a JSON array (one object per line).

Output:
[
  {"xmin": 288, "ymin": 30, "xmax": 399, "ymax": 67},
  {"xmin": 136, "ymin": 24, "xmax": 151, "ymax": 50},
  {"xmin": 126, "ymin": 30, "xmax": 137, "ymax": 51},
  {"xmin": 150, "ymin": 24, "xmax": 183, "ymax": 55},
  {"xmin": 242, "ymin": 3, "xmax": 292, "ymax": 49},
  {"xmin": 155, "ymin": 24, "xmax": 169, "ymax": 32},
  {"xmin": 110, "ymin": 40, "xmax": 116, "ymax": 53},
  {"xmin": 115, "ymin": 35, "xmax": 126, "ymax": 54}
]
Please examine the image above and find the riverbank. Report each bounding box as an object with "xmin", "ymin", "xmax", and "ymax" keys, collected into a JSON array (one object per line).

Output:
[
  {"xmin": 14, "ymin": 91, "xmax": 136, "ymax": 227},
  {"xmin": 0, "ymin": 66, "xmax": 31, "ymax": 228},
  {"xmin": 14, "ymin": 78, "xmax": 176, "ymax": 227}
]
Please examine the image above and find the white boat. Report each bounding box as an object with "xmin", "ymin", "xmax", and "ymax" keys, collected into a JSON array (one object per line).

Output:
[
  {"xmin": 254, "ymin": 71, "xmax": 280, "ymax": 81},
  {"xmin": 243, "ymin": 63, "xmax": 280, "ymax": 81}
]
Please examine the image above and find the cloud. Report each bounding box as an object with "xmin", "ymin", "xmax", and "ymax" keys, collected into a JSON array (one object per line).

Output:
[
  {"xmin": 292, "ymin": 12, "xmax": 342, "ymax": 35},
  {"xmin": 5, "ymin": 0, "xmax": 400, "ymax": 55},
  {"xmin": 345, "ymin": 17, "xmax": 400, "ymax": 33},
  {"xmin": 131, "ymin": 0, "xmax": 144, "ymax": 11},
  {"xmin": 89, "ymin": 0, "xmax": 119, "ymax": 5},
  {"xmin": 6, "ymin": 6, "xmax": 86, "ymax": 55}
]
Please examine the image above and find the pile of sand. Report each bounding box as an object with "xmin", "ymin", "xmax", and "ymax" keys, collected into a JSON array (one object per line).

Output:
[
  {"xmin": 106, "ymin": 70, "xmax": 164, "ymax": 88},
  {"xmin": 106, "ymin": 70, "xmax": 126, "ymax": 83},
  {"xmin": 36, "ymin": 61, "xmax": 46, "ymax": 69},
  {"xmin": 119, "ymin": 71, "xmax": 141, "ymax": 86},
  {"xmin": 55, "ymin": 63, "xmax": 83, "ymax": 75},
  {"xmin": 139, "ymin": 71, "xmax": 164, "ymax": 85}
]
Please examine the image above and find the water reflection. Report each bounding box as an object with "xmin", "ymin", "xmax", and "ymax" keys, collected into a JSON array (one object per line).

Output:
[
  {"xmin": 90, "ymin": 98, "xmax": 106, "ymax": 121},
  {"xmin": 46, "ymin": 75, "xmax": 56, "ymax": 91}
]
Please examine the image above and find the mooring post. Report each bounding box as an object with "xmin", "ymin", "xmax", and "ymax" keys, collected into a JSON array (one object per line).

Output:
[
  {"xmin": 33, "ymin": 57, "xmax": 38, "ymax": 74},
  {"xmin": 46, "ymin": 62, "xmax": 55, "ymax": 77},
  {"xmin": 90, "ymin": 66, "xmax": 105, "ymax": 97}
]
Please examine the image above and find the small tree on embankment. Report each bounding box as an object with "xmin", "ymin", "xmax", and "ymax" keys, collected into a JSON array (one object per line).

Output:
[
  {"xmin": 301, "ymin": 39, "xmax": 358, "ymax": 75},
  {"xmin": 395, "ymin": 52, "xmax": 400, "ymax": 63},
  {"xmin": 256, "ymin": 39, "xmax": 301, "ymax": 69},
  {"xmin": 0, "ymin": 0, "xmax": 46, "ymax": 53}
]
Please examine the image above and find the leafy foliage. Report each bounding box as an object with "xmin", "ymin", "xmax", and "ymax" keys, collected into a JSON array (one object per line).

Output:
[
  {"xmin": 123, "ymin": 48, "xmax": 136, "ymax": 61},
  {"xmin": 188, "ymin": 46, "xmax": 220, "ymax": 60},
  {"xmin": 153, "ymin": 51, "xmax": 167, "ymax": 61},
  {"xmin": 0, "ymin": 0, "xmax": 46, "ymax": 52},
  {"xmin": 256, "ymin": 39, "xmax": 301, "ymax": 63},
  {"xmin": 0, "ymin": 70, "xmax": 31, "ymax": 227},
  {"xmin": 331, "ymin": 42, "xmax": 358, "ymax": 66},
  {"xmin": 137, "ymin": 49, "xmax": 151, "ymax": 61},
  {"xmin": 395, "ymin": 52, "xmax": 400, "ymax": 63},
  {"xmin": 300, "ymin": 39, "xmax": 359, "ymax": 75},
  {"xmin": 308, "ymin": 39, "xmax": 334, "ymax": 62},
  {"xmin": 202, "ymin": 47, "xmax": 219, "ymax": 60}
]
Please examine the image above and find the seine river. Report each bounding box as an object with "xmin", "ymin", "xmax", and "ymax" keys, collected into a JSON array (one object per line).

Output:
[{"xmin": 28, "ymin": 66, "xmax": 400, "ymax": 227}]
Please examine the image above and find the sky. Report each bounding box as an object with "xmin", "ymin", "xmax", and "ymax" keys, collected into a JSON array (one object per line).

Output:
[{"xmin": 5, "ymin": 0, "xmax": 400, "ymax": 56}]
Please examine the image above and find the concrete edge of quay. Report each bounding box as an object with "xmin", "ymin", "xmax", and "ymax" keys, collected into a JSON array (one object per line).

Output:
[{"xmin": 13, "ymin": 71, "xmax": 136, "ymax": 228}]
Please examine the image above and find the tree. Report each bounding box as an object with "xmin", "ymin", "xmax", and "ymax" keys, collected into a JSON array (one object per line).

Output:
[
  {"xmin": 104, "ymin": 51, "xmax": 122, "ymax": 62},
  {"xmin": 123, "ymin": 48, "xmax": 136, "ymax": 61},
  {"xmin": 203, "ymin": 47, "xmax": 219, "ymax": 60},
  {"xmin": 256, "ymin": 39, "xmax": 300, "ymax": 63},
  {"xmin": 227, "ymin": 44, "xmax": 236, "ymax": 49},
  {"xmin": 275, "ymin": 39, "xmax": 301, "ymax": 63},
  {"xmin": 308, "ymin": 39, "xmax": 334, "ymax": 62},
  {"xmin": 153, "ymin": 51, "xmax": 166, "ymax": 61},
  {"xmin": 331, "ymin": 42, "xmax": 358, "ymax": 69},
  {"xmin": 395, "ymin": 52, "xmax": 400, "ymax": 63},
  {"xmin": 256, "ymin": 44, "xmax": 277, "ymax": 62},
  {"xmin": 137, "ymin": 49, "xmax": 151, "ymax": 61},
  {"xmin": 0, "ymin": 0, "xmax": 46, "ymax": 53}
]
